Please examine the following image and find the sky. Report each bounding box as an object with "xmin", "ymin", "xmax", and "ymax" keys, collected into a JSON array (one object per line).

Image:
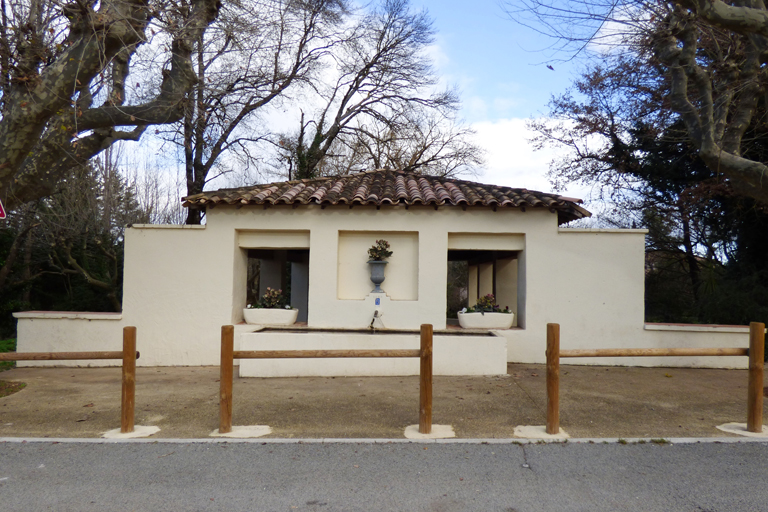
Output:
[
  {"xmin": 132, "ymin": 0, "xmax": 595, "ymax": 205},
  {"xmin": 409, "ymin": 0, "xmax": 590, "ymax": 199}
]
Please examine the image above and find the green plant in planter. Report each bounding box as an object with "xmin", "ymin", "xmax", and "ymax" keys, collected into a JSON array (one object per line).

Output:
[
  {"xmin": 367, "ymin": 239, "xmax": 393, "ymax": 261},
  {"xmin": 465, "ymin": 294, "xmax": 511, "ymax": 314},
  {"xmin": 247, "ymin": 287, "xmax": 292, "ymax": 309}
]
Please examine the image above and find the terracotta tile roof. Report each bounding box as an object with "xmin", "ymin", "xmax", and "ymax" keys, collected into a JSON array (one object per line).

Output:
[{"xmin": 183, "ymin": 170, "xmax": 591, "ymax": 224}]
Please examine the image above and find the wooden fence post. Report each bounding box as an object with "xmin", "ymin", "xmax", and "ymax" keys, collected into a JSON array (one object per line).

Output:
[
  {"xmin": 219, "ymin": 325, "xmax": 234, "ymax": 434},
  {"xmin": 121, "ymin": 326, "xmax": 136, "ymax": 434},
  {"xmin": 747, "ymin": 322, "xmax": 765, "ymax": 433},
  {"xmin": 546, "ymin": 323, "xmax": 560, "ymax": 435},
  {"xmin": 419, "ymin": 324, "xmax": 433, "ymax": 434}
]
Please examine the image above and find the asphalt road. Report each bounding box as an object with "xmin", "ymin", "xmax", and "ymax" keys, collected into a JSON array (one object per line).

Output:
[{"xmin": 1, "ymin": 439, "xmax": 767, "ymax": 511}]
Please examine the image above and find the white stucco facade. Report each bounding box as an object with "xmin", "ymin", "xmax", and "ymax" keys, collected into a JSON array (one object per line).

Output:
[{"xmin": 14, "ymin": 204, "xmax": 755, "ymax": 371}]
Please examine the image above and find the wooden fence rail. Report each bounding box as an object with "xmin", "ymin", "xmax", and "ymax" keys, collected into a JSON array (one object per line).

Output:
[
  {"xmin": 233, "ymin": 349, "xmax": 420, "ymax": 359},
  {"xmin": 546, "ymin": 322, "xmax": 765, "ymax": 435},
  {"xmin": 0, "ymin": 351, "xmax": 128, "ymax": 360},
  {"xmin": 219, "ymin": 324, "xmax": 434, "ymax": 435},
  {"xmin": 0, "ymin": 326, "xmax": 140, "ymax": 434},
  {"xmin": 560, "ymin": 348, "xmax": 749, "ymax": 358}
]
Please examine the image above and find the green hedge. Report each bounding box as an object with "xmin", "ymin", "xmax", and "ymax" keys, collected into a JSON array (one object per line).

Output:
[{"xmin": 0, "ymin": 338, "xmax": 16, "ymax": 371}]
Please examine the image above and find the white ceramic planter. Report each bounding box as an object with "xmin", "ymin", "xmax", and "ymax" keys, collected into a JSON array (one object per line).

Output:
[
  {"xmin": 243, "ymin": 308, "xmax": 299, "ymax": 326},
  {"xmin": 458, "ymin": 311, "xmax": 514, "ymax": 329}
]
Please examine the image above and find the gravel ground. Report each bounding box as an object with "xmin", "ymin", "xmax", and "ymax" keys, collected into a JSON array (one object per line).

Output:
[{"xmin": 0, "ymin": 363, "xmax": 764, "ymax": 439}]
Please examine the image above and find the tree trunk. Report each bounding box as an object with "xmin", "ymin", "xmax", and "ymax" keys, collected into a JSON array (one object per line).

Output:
[{"xmin": 680, "ymin": 209, "xmax": 701, "ymax": 304}]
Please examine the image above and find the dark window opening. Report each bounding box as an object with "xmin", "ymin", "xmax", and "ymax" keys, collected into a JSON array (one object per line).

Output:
[
  {"xmin": 247, "ymin": 249, "xmax": 310, "ymax": 322},
  {"xmin": 447, "ymin": 250, "xmax": 519, "ymax": 325}
]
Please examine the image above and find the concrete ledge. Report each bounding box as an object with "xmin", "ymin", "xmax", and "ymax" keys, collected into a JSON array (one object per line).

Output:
[
  {"xmin": 558, "ymin": 228, "xmax": 649, "ymax": 234},
  {"xmin": 129, "ymin": 224, "xmax": 206, "ymax": 230},
  {"xmin": 13, "ymin": 311, "xmax": 122, "ymax": 320},
  {"xmin": 239, "ymin": 331, "xmax": 507, "ymax": 377},
  {"xmin": 5, "ymin": 436, "xmax": 768, "ymax": 445},
  {"xmin": 254, "ymin": 324, "xmax": 502, "ymax": 336},
  {"xmin": 645, "ymin": 323, "xmax": 758, "ymax": 333}
]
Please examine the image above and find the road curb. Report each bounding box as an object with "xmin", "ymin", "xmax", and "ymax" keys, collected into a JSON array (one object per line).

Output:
[{"xmin": 2, "ymin": 436, "xmax": 768, "ymax": 445}]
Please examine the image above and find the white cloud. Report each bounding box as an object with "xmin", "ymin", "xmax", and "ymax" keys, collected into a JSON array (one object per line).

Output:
[
  {"xmin": 424, "ymin": 41, "xmax": 450, "ymax": 70},
  {"xmin": 466, "ymin": 96, "xmax": 488, "ymax": 120},
  {"xmin": 491, "ymin": 97, "xmax": 520, "ymax": 115},
  {"xmin": 470, "ymin": 117, "xmax": 591, "ymax": 201}
]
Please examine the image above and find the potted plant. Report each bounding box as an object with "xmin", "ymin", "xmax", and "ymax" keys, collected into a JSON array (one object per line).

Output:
[
  {"xmin": 367, "ymin": 239, "xmax": 392, "ymax": 293},
  {"xmin": 243, "ymin": 287, "xmax": 299, "ymax": 325},
  {"xmin": 458, "ymin": 294, "xmax": 514, "ymax": 329}
]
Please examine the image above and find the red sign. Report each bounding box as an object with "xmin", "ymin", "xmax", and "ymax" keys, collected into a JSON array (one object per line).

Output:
[{"xmin": 0, "ymin": 199, "xmax": 4, "ymax": 219}]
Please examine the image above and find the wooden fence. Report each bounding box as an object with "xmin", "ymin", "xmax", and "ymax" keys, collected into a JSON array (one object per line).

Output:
[
  {"xmin": 219, "ymin": 324, "xmax": 434, "ymax": 435},
  {"xmin": 545, "ymin": 322, "xmax": 766, "ymax": 435},
  {"xmin": 0, "ymin": 326, "xmax": 140, "ymax": 433}
]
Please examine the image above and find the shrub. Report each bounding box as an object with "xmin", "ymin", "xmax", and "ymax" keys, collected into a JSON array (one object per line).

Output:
[
  {"xmin": 367, "ymin": 239, "xmax": 393, "ymax": 261},
  {"xmin": 466, "ymin": 294, "xmax": 511, "ymax": 314},
  {"xmin": 247, "ymin": 287, "xmax": 291, "ymax": 309}
]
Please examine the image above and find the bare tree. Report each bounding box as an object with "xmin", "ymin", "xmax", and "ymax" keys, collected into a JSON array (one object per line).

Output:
[
  {"xmin": 165, "ymin": 0, "xmax": 480, "ymax": 213},
  {"xmin": 0, "ymin": 149, "xmax": 152, "ymax": 312},
  {"xmin": 281, "ymin": 0, "xmax": 462, "ymax": 180},
  {"xmin": 505, "ymin": 0, "xmax": 768, "ymax": 204},
  {"xmin": 129, "ymin": 165, "xmax": 189, "ymax": 225},
  {"xmin": 162, "ymin": 0, "xmax": 347, "ymax": 224},
  {"xmin": 305, "ymin": 109, "xmax": 484, "ymax": 178},
  {"xmin": 40, "ymin": 148, "xmax": 150, "ymax": 310},
  {"xmin": 0, "ymin": 0, "xmax": 221, "ymax": 210},
  {"xmin": 0, "ymin": 207, "xmax": 38, "ymax": 294}
]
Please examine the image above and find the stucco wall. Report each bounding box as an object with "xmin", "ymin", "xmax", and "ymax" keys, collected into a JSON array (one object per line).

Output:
[
  {"xmin": 13, "ymin": 207, "xmax": 755, "ymax": 370},
  {"xmin": 496, "ymin": 258, "xmax": 518, "ymax": 320},
  {"xmin": 635, "ymin": 324, "xmax": 753, "ymax": 368},
  {"xmin": 119, "ymin": 224, "xmax": 238, "ymax": 366},
  {"xmin": 510, "ymin": 227, "xmax": 646, "ymax": 360},
  {"xmin": 238, "ymin": 331, "xmax": 508, "ymax": 377},
  {"xmin": 497, "ymin": 228, "xmax": 751, "ymax": 369},
  {"xmin": 209, "ymin": 205, "xmax": 490, "ymax": 330},
  {"xmin": 337, "ymin": 231, "xmax": 419, "ymax": 300},
  {"xmin": 15, "ymin": 312, "xmax": 124, "ymax": 367}
]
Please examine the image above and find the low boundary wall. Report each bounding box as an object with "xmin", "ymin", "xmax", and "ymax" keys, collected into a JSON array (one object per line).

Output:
[
  {"xmin": 545, "ymin": 322, "xmax": 766, "ymax": 435},
  {"xmin": 13, "ymin": 312, "xmax": 762, "ymax": 371},
  {"xmin": 0, "ymin": 326, "xmax": 139, "ymax": 433},
  {"xmin": 239, "ymin": 329, "xmax": 508, "ymax": 377},
  {"xmin": 221, "ymin": 325, "xmax": 435, "ymax": 434},
  {"xmin": 499, "ymin": 323, "xmax": 757, "ymax": 369},
  {"xmin": 14, "ymin": 312, "xmax": 124, "ymax": 367}
]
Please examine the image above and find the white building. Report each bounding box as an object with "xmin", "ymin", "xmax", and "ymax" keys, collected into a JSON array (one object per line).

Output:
[{"xmin": 15, "ymin": 170, "xmax": 751, "ymax": 373}]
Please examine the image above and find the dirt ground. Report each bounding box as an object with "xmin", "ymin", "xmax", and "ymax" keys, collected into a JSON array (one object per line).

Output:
[{"xmin": 0, "ymin": 363, "xmax": 764, "ymax": 439}]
